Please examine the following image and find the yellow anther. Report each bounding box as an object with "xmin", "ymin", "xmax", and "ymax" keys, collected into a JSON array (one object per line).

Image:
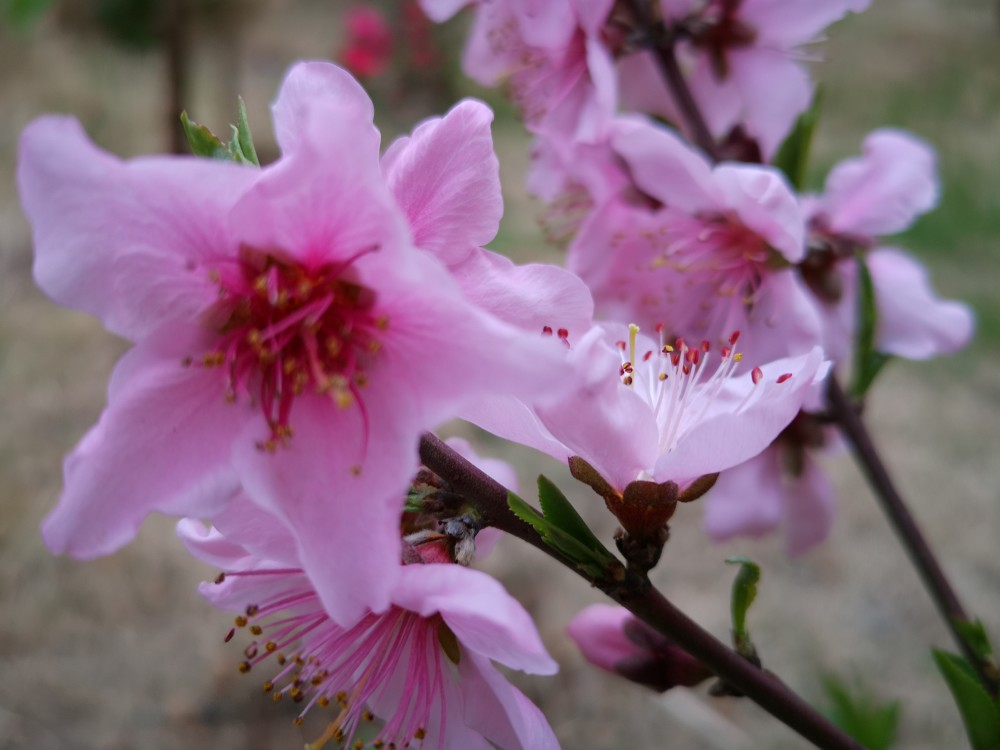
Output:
[
  {"xmin": 733, "ymin": 353, "xmax": 744, "ymax": 362},
  {"xmin": 234, "ymin": 616, "xmax": 248, "ymax": 628}
]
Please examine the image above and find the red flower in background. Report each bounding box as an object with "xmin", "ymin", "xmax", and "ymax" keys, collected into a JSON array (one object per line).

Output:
[{"xmin": 340, "ymin": 5, "xmax": 393, "ymax": 78}]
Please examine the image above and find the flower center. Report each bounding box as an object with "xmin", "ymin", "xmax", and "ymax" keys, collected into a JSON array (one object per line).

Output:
[
  {"xmin": 195, "ymin": 246, "xmax": 387, "ymax": 452},
  {"xmin": 221, "ymin": 567, "xmax": 450, "ymax": 749},
  {"xmin": 617, "ymin": 324, "xmax": 757, "ymax": 456}
]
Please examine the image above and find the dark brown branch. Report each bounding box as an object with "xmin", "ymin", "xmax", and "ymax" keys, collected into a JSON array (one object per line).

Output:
[
  {"xmin": 827, "ymin": 374, "xmax": 998, "ymax": 696},
  {"xmin": 624, "ymin": 0, "xmax": 721, "ymax": 161},
  {"xmin": 419, "ymin": 433, "xmax": 864, "ymax": 750}
]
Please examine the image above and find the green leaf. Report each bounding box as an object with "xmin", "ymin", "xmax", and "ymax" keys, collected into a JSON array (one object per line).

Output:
[
  {"xmin": 725, "ymin": 556, "xmax": 760, "ymax": 647},
  {"xmin": 180, "ymin": 112, "xmax": 229, "ymax": 160},
  {"xmin": 955, "ymin": 619, "xmax": 996, "ymax": 662},
  {"xmin": 772, "ymin": 88, "xmax": 822, "ymax": 191},
  {"xmin": 228, "ymin": 97, "xmax": 260, "ymax": 167},
  {"xmin": 537, "ymin": 475, "xmax": 606, "ymax": 551},
  {"xmin": 850, "ymin": 254, "xmax": 893, "ymax": 397},
  {"xmin": 933, "ymin": 649, "xmax": 1000, "ymax": 750},
  {"xmin": 822, "ymin": 675, "xmax": 901, "ymax": 750},
  {"xmin": 2, "ymin": 0, "xmax": 55, "ymax": 29},
  {"xmin": 508, "ymin": 489, "xmax": 620, "ymax": 580}
]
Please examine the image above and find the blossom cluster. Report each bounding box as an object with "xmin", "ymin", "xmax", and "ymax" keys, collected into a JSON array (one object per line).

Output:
[{"xmin": 16, "ymin": 0, "xmax": 974, "ymax": 746}]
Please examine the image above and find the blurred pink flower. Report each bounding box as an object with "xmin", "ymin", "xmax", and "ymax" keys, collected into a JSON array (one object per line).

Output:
[
  {"xmin": 568, "ymin": 604, "xmax": 711, "ymax": 691},
  {"xmin": 620, "ymin": 0, "xmax": 872, "ymax": 158},
  {"xmin": 20, "ymin": 61, "xmax": 565, "ymax": 626},
  {"xmin": 803, "ymin": 129, "xmax": 974, "ymax": 362},
  {"xmin": 339, "ymin": 5, "xmax": 394, "ymax": 78},
  {"xmin": 177, "ymin": 499, "xmax": 558, "ymax": 750}
]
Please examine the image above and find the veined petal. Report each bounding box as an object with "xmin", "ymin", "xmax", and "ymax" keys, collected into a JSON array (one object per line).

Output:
[
  {"xmin": 393, "ymin": 564, "xmax": 558, "ymax": 675},
  {"xmin": 19, "ymin": 117, "xmax": 255, "ymax": 340},
  {"xmin": 783, "ymin": 454, "xmax": 836, "ymax": 557},
  {"xmin": 41, "ymin": 323, "xmax": 245, "ymax": 558},
  {"xmin": 713, "ymin": 162, "xmax": 804, "ymax": 262},
  {"xmin": 382, "ymin": 99, "xmax": 502, "ymax": 266},
  {"xmin": 703, "ymin": 449, "xmax": 785, "ymax": 542},
  {"xmin": 270, "ymin": 61, "xmax": 375, "ymax": 154}
]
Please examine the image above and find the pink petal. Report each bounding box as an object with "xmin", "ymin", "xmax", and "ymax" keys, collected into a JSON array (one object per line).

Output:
[
  {"xmin": 703, "ymin": 449, "xmax": 785, "ymax": 541},
  {"xmin": 231, "ymin": 98, "xmax": 410, "ymax": 269},
  {"xmin": 270, "ymin": 61, "xmax": 375, "ymax": 154},
  {"xmin": 41, "ymin": 323, "xmax": 245, "ymax": 558},
  {"xmin": 18, "ymin": 117, "xmax": 255, "ymax": 340},
  {"xmin": 510, "ymin": 0, "xmax": 575, "ymax": 48},
  {"xmin": 232, "ymin": 388, "xmax": 417, "ymax": 627},
  {"xmin": 821, "ymin": 129, "xmax": 938, "ymax": 237},
  {"xmin": 393, "ymin": 564, "xmax": 558, "ymax": 675},
  {"xmin": 176, "ymin": 518, "xmax": 252, "ymax": 570},
  {"xmin": 783, "ymin": 455, "xmax": 836, "ymax": 557},
  {"xmin": 566, "ymin": 604, "xmax": 640, "ymax": 672},
  {"xmin": 382, "ymin": 99, "xmax": 502, "ymax": 266},
  {"xmin": 742, "ymin": 0, "xmax": 872, "ymax": 47},
  {"xmin": 458, "ymin": 651, "xmax": 560, "ymax": 750},
  {"xmin": 868, "ymin": 247, "xmax": 974, "ymax": 359},
  {"xmin": 728, "ymin": 47, "xmax": 813, "ymax": 160},
  {"xmin": 610, "ymin": 116, "xmax": 717, "ymax": 212},
  {"xmin": 653, "ymin": 347, "xmax": 825, "ymax": 483},
  {"xmin": 713, "ymin": 163, "xmax": 804, "ymax": 262},
  {"xmin": 418, "ymin": 0, "xmax": 471, "ymax": 22}
]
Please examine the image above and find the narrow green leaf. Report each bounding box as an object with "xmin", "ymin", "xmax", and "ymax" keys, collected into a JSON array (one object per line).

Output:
[
  {"xmin": 933, "ymin": 649, "xmax": 1000, "ymax": 750},
  {"xmin": 772, "ymin": 88, "xmax": 823, "ymax": 191},
  {"xmin": 537, "ymin": 475, "xmax": 605, "ymax": 550},
  {"xmin": 850, "ymin": 254, "xmax": 893, "ymax": 397},
  {"xmin": 725, "ymin": 556, "xmax": 760, "ymax": 644},
  {"xmin": 229, "ymin": 97, "xmax": 260, "ymax": 167},
  {"xmin": 507, "ymin": 491, "xmax": 619, "ymax": 580},
  {"xmin": 180, "ymin": 112, "xmax": 229, "ymax": 161},
  {"xmin": 822, "ymin": 675, "xmax": 901, "ymax": 750}
]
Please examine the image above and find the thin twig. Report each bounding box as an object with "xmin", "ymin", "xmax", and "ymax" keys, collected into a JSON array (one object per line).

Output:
[
  {"xmin": 827, "ymin": 374, "xmax": 998, "ymax": 696},
  {"xmin": 419, "ymin": 433, "xmax": 864, "ymax": 750},
  {"xmin": 624, "ymin": 0, "xmax": 720, "ymax": 161}
]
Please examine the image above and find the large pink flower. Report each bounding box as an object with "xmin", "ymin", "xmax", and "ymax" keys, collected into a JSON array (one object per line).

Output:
[
  {"xmin": 620, "ymin": 0, "xmax": 872, "ymax": 158},
  {"xmin": 177, "ymin": 499, "xmax": 558, "ymax": 750},
  {"xmin": 19, "ymin": 62, "xmax": 567, "ymax": 625},
  {"xmin": 803, "ymin": 129, "xmax": 974, "ymax": 363}
]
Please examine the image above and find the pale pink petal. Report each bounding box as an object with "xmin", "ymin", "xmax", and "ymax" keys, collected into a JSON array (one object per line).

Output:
[
  {"xmin": 448, "ymin": 247, "xmax": 594, "ymax": 335},
  {"xmin": 567, "ymin": 604, "xmax": 640, "ymax": 672},
  {"xmin": 207, "ymin": 493, "xmax": 301, "ymax": 567},
  {"xmin": 611, "ymin": 116, "xmax": 717, "ymax": 212},
  {"xmin": 463, "ymin": 2, "xmax": 518, "ymax": 85},
  {"xmin": 418, "ymin": 0, "xmax": 471, "ymax": 22},
  {"xmin": 575, "ymin": 0, "xmax": 617, "ymax": 34},
  {"xmin": 728, "ymin": 47, "xmax": 813, "ymax": 160},
  {"xmin": 653, "ymin": 347, "xmax": 825, "ymax": 483},
  {"xmin": 713, "ymin": 163, "xmax": 804, "ymax": 261},
  {"xmin": 458, "ymin": 651, "xmax": 561, "ymax": 750},
  {"xmin": 741, "ymin": 0, "xmax": 872, "ymax": 47},
  {"xmin": 232, "ymin": 388, "xmax": 416, "ymax": 626},
  {"xmin": 382, "ymin": 99, "xmax": 501, "ymax": 266},
  {"xmin": 393, "ymin": 564, "xmax": 558, "ymax": 675},
  {"xmin": 821, "ymin": 129, "xmax": 938, "ymax": 237},
  {"xmin": 617, "ymin": 52, "xmax": 680, "ymax": 126},
  {"xmin": 511, "ymin": 0, "xmax": 575, "ymax": 48},
  {"xmin": 460, "ymin": 395, "xmax": 572, "ymax": 467},
  {"xmin": 270, "ymin": 61, "xmax": 375, "ymax": 154},
  {"xmin": 231, "ymin": 99, "xmax": 410, "ymax": 269},
  {"xmin": 18, "ymin": 117, "xmax": 255, "ymax": 340},
  {"xmin": 703, "ymin": 449, "xmax": 785, "ymax": 540},
  {"xmin": 868, "ymin": 247, "xmax": 974, "ymax": 359},
  {"xmin": 686, "ymin": 53, "xmax": 743, "ymax": 142},
  {"xmin": 176, "ymin": 518, "xmax": 253, "ymax": 570},
  {"xmin": 783, "ymin": 455, "xmax": 836, "ymax": 557},
  {"xmin": 41, "ymin": 323, "xmax": 245, "ymax": 558}
]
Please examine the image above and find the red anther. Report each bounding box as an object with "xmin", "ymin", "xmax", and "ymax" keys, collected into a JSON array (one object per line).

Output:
[
  {"xmin": 729, "ymin": 331, "xmax": 741, "ymax": 346},
  {"xmin": 752, "ymin": 366, "xmax": 763, "ymax": 384},
  {"xmin": 686, "ymin": 349, "xmax": 699, "ymax": 365},
  {"xmin": 557, "ymin": 328, "xmax": 569, "ymax": 339},
  {"xmin": 776, "ymin": 373, "xmax": 793, "ymax": 383},
  {"xmin": 655, "ymin": 322, "xmax": 665, "ymax": 334},
  {"xmin": 701, "ymin": 340, "xmax": 710, "ymax": 352},
  {"xmin": 675, "ymin": 337, "xmax": 686, "ymax": 350},
  {"xmin": 671, "ymin": 352, "xmax": 681, "ymax": 366},
  {"xmin": 225, "ymin": 628, "xmax": 236, "ymax": 643},
  {"xmin": 682, "ymin": 363, "xmax": 692, "ymax": 375},
  {"xmin": 623, "ymin": 376, "xmax": 633, "ymax": 385},
  {"xmin": 721, "ymin": 346, "xmax": 732, "ymax": 358},
  {"xmin": 245, "ymin": 643, "xmax": 259, "ymax": 659},
  {"xmin": 643, "ymin": 350, "xmax": 653, "ymax": 361},
  {"xmin": 541, "ymin": 325, "xmax": 553, "ymax": 336},
  {"xmin": 616, "ymin": 340, "xmax": 627, "ymax": 350}
]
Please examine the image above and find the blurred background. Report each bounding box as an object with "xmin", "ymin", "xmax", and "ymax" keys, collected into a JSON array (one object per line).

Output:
[{"xmin": 0, "ymin": 1, "xmax": 998, "ymax": 748}]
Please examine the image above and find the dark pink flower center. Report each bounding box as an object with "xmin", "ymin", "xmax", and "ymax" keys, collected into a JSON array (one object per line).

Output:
[{"xmin": 196, "ymin": 246, "xmax": 386, "ymax": 451}]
